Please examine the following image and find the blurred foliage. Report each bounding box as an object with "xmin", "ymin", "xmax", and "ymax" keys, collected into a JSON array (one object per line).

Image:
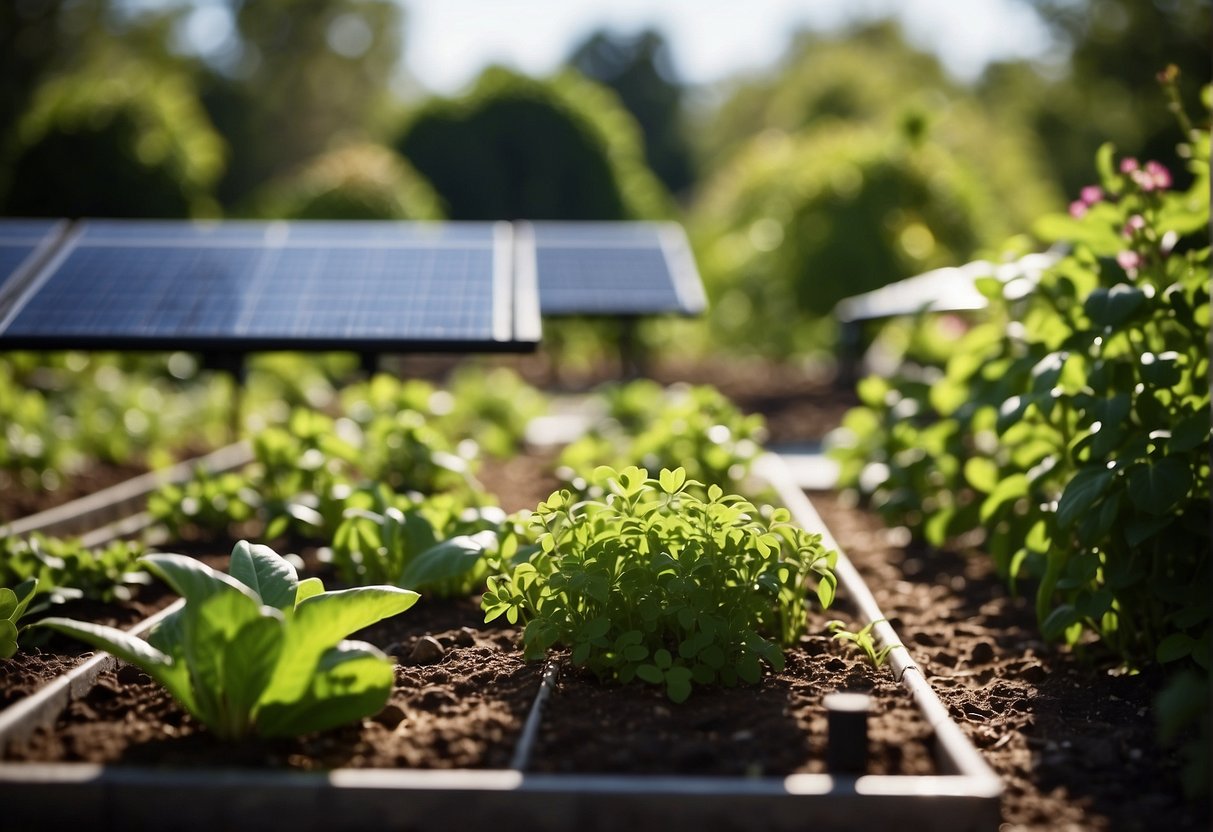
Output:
[
  {"xmin": 394, "ymin": 66, "xmax": 672, "ymax": 221},
  {"xmin": 250, "ymin": 142, "xmax": 443, "ymax": 220},
  {"xmin": 692, "ymin": 123, "xmax": 1002, "ymax": 356},
  {"xmin": 689, "ymin": 21, "xmax": 1062, "ymax": 358},
  {"xmin": 204, "ymin": 0, "xmax": 405, "ymax": 207},
  {"xmin": 1, "ymin": 48, "xmax": 225, "ymax": 218},
  {"xmin": 567, "ymin": 28, "xmax": 696, "ymax": 198},
  {"xmin": 0, "ymin": 351, "xmax": 232, "ymax": 494},
  {"xmin": 986, "ymin": 0, "xmax": 1211, "ymax": 196}
]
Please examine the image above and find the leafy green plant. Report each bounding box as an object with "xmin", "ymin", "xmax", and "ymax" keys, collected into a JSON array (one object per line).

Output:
[
  {"xmin": 826, "ymin": 618, "xmax": 900, "ymax": 668},
  {"xmin": 482, "ymin": 466, "xmax": 836, "ymax": 702},
  {"xmin": 38, "ymin": 541, "xmax": 417, "ymax": 740},
  {"xmin": 1, "ymin": 578, "xmax": 39, "ymax": 660},
  {"xmin": 829, "ymin": 76, "xmax": 1211, "ymax": 795},
  {"xmin": 0, "ymin": 535, "xmax": 148, "ymax": 604},
  {"xmin": 559, "ymin": 382, "xmax": 766, "ymax": 493},
  {"xmin": 331, "ymin": 486, "xmax": 519, "ymax": 597}
]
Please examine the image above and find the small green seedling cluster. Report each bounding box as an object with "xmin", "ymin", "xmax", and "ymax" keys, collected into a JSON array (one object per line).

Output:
[
  {"xmin": 1, "ymin": 578, "xmax": 39, "ymax": 659},
  {"xmin": 331, "ymin": 486, "xmax": 517, "ymax": 596},
  {"xmin": 826, "ymin": 619, "xmax": 900, "ymax": 668},
  {"xmin": 0, "ymin": 534, "xmax": 148, "ymax": 604},
  {"xmin": 482, "ymin": 466, "xmax": 836, "ymax": 702},
  {"xmin": 559, "ymin": 381, "xmax": 766, "ymax": 493},
  {"xmin": 39, "ymin": 541, "xmax": 417, "ymax": 740}
]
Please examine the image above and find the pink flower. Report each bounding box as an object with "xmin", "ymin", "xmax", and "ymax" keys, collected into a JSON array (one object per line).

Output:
[
  {"xmin": 1131, "ymin": 161, "xmax": 1172, "ymax": 192},
  {"xmin": 1080, "ymin": 185, "xmax": 1104, "ymax": 205},
  {"xmin": 1069, "ymin": 200, "xmax": 1088, "ymax": 218},
  {"xmin": 1144, "ymin": 161, "xmax": 1171, "ymax": 190},
  {"xmin": 1119, "ymin": 157, "xmax": 1139, "ymax": 174},
  {"xmin": 1122, "ymin": 214, "xmax": 1146, "ymax": 238},
  {"xmin": 1117, "ymin": 250, "xmax": 1143, "ymax": 274}
]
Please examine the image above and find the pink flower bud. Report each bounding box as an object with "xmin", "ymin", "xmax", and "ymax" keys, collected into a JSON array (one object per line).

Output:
[
  {"xmin": 1069, "ymin": 200, "xmax": 1088, "ymax": 218},
  {"xmin": 1122, "ymin": 214, "xmax": 1146, "ymax": 238},
  {"xmin": 1119, "ymin": 157, "xmax": 1139, "ymax": 174},
  {"xmin": 1116, "ymin": 250, "xmax": 1142, "ymax": 273},
  {"xmin": 1080, "ymin": 185, "xmax": 1104, "ymax": 205}
]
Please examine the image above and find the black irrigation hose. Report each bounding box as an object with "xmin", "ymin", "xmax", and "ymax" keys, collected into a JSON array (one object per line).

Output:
[{"xmin": 509, "ymin": 659, "xmax": 562, "ymax": 771}]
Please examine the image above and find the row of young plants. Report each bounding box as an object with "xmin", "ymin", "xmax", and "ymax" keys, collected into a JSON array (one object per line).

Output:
[
  {"xmin": 3, "ymin": 374, "xmax": 842, "ymax": 742},
  {"xmin": 828, "ymin": 77, "xmax": 1210, "ymax": 794}
]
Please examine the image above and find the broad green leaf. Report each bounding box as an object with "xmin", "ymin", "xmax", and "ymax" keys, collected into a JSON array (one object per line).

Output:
[
  {"xmin": 256, "ymin": 642, "xmax": 395, "ymax": 738},
  {"xmin": 0, "ymin": 620, "xmax": 18, "ymax": 660},
  {"xmin": 142, "ymin": 554, "xmax": 258, "ymax": 607},
  {"xmin": 659, "ymin": 468, "xmax": 687, "ymax": 494},
  {"xmin": 1156, "ymin": 633, "xmax": 1195, "ymax": 664},
  {"xmin": 265, "ymin": 586, "xmax": 418, "ymax": 704},
  {"xmin": 1126, "ymin": 459, "xmax": 1192, "ymax": 515},
  {"xmin": 0, "ymin": 578, "xmax": 37, "ymax": 625},
  {"xmin": 1055, "ymin": 467, "xmax": 1114, "ymax": 530},
  {"xmin": 1084, "ymin": 284, "xmax": 1146, "ymax": 327},
  {"xmin": 1169, "ymin": 410, "xmax": 1211, "ymax": 454},
  {"xmin": 229, "ymin": 541, "xmax": 299, "ymax": 610},
  {"xmin": 399, "ymin": 534, "xmax": 489, "ymax": 590},
  {"xmin": 636, "ymin": 664, "xmax": 663, "ymax": 684},
  {"xmin": 182, "ymin": 590, "xmax": 283, "ymax": 740},
  {"xmin": 1041, "ymin": 604, "xmax": 1079, "ymax": 641},
  {"xmin": 36, "ymin": 617, "xmax": 192, "ymax": 709},
  {"xmin": 964, "ymin": 457, "xmax": 1000, "ymax": 494},
  {"xmin": 666, "ymin": 667, "xmax": 693, "ymax": 703},
  {"xmin": 295, "ymin": 577, "xmax": 325, "ymax": 605},
  {"xmin": 980, "ymin": 474, "xmax": 1030, "ymax": 523}
]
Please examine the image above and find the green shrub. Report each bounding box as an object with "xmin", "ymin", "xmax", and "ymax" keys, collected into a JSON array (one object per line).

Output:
[
  {"xmin": 251, "ymin": 142, "xmax": 443, "ymax": 221},
  {"xmin": 2, "ymin": 51, "xmax": 224, "ymax": 217},
  {"xmin": 394, "ymin": 66, "xmax": 670, "ymax": 220},
  {"xmin": 482, "ymin": 466, "xmax": 836, "ymax": 702}
]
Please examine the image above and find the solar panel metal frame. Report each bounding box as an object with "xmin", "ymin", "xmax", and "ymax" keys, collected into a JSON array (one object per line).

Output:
[
  {"xmin": 0, "ymin": 220, "xmax": 540, "ymax": 354},
  {"xmin": 520, "ymin": 221, "xmax": 707, "ymax": 318}
]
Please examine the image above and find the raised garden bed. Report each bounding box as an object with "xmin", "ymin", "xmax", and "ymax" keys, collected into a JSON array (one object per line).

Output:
[{"xmin": 0, "ymin": 452, "xmax": 1001, "ymax": 831}]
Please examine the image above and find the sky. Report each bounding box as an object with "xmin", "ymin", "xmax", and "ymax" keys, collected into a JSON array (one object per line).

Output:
[{"xmin": 401, "ymin": 0, "xmax": 1059, "ymax": 95}]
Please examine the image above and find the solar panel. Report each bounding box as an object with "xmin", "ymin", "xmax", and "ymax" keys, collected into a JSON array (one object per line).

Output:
[
  {"xmin": 0, "ymin": 221, "xmax": 540, "ymax": 353},
  {"xmin": 0, "ymin": 219, "xmax": 67, "ymax": 325},
  {"xmin": 520, "ymin": 221, "xmax": 706, "ymax": 317}
]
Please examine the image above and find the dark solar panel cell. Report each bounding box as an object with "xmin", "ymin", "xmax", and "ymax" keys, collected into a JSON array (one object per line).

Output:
[
  {"xmin": 536, "ymin": 247, "xmax": 684, "ymax": 315},
  {"xmin": 0, "ymin": 245, "xmax": 37, "ymax": 282},
  {"xmin": 527, "ymin": 221, "xmax": 706, "ymax": 317}
]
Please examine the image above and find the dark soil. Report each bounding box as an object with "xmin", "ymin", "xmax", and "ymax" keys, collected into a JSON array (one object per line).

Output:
[{"xmin": 0, "ymin": 459, "xmax": 149, "ymax": 523}]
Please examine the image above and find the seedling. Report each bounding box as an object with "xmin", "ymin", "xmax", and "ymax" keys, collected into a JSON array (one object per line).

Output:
[
  {"xmin": 483, "ymin": 465, "xmax": 836, "ymax": 702},
  {"xmin": 1, "ymin": 578, "xmax": 39, "ymax": 659},
  {"xmin": 827, "ymin": 619, "xmax": 899, "ymax": 668},
  {"xmin": 38, "ymin": 541, "xmax": 418, "ymax": 740}
]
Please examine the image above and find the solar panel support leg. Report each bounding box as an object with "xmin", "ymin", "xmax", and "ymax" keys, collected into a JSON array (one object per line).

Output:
[{"xmin": 200, "ymin": 351, "xmax": 247, "ymax": 442}]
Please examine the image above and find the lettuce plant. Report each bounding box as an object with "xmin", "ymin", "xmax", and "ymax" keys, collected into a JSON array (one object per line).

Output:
[
  {"xmin": 482, "ymin": 466, "xmax": 836, "ymax": 702},
  {"xmin": 331, "ymin": 486, "xmax": 514, "ymax": 596},
  {"xmin": 1, "ymin": 578, "xmax": 39, "ymax": 659},
  {"xmin": 38, "ymin": 541, "xmax": 418, "ymax": 740}
]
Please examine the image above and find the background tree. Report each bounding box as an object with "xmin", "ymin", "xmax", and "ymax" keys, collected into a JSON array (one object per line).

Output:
[
  {"xmin": 2, "ymin": 48, "xmax": 225, "ymax": 218},
  {"xmin": 202, "ymin": 0, "xmax": 405, "ymax": 210},
  {"xmin": 980, "ymin": 0, "xmax": 1210, "ymax": 195},
  {"xmin": 566, "ymin": 29, "xmax": 696, "ymax": 199},
  {"xmin": 394, "ymin": 66, "xmax": 670, "ymax": 221}
]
